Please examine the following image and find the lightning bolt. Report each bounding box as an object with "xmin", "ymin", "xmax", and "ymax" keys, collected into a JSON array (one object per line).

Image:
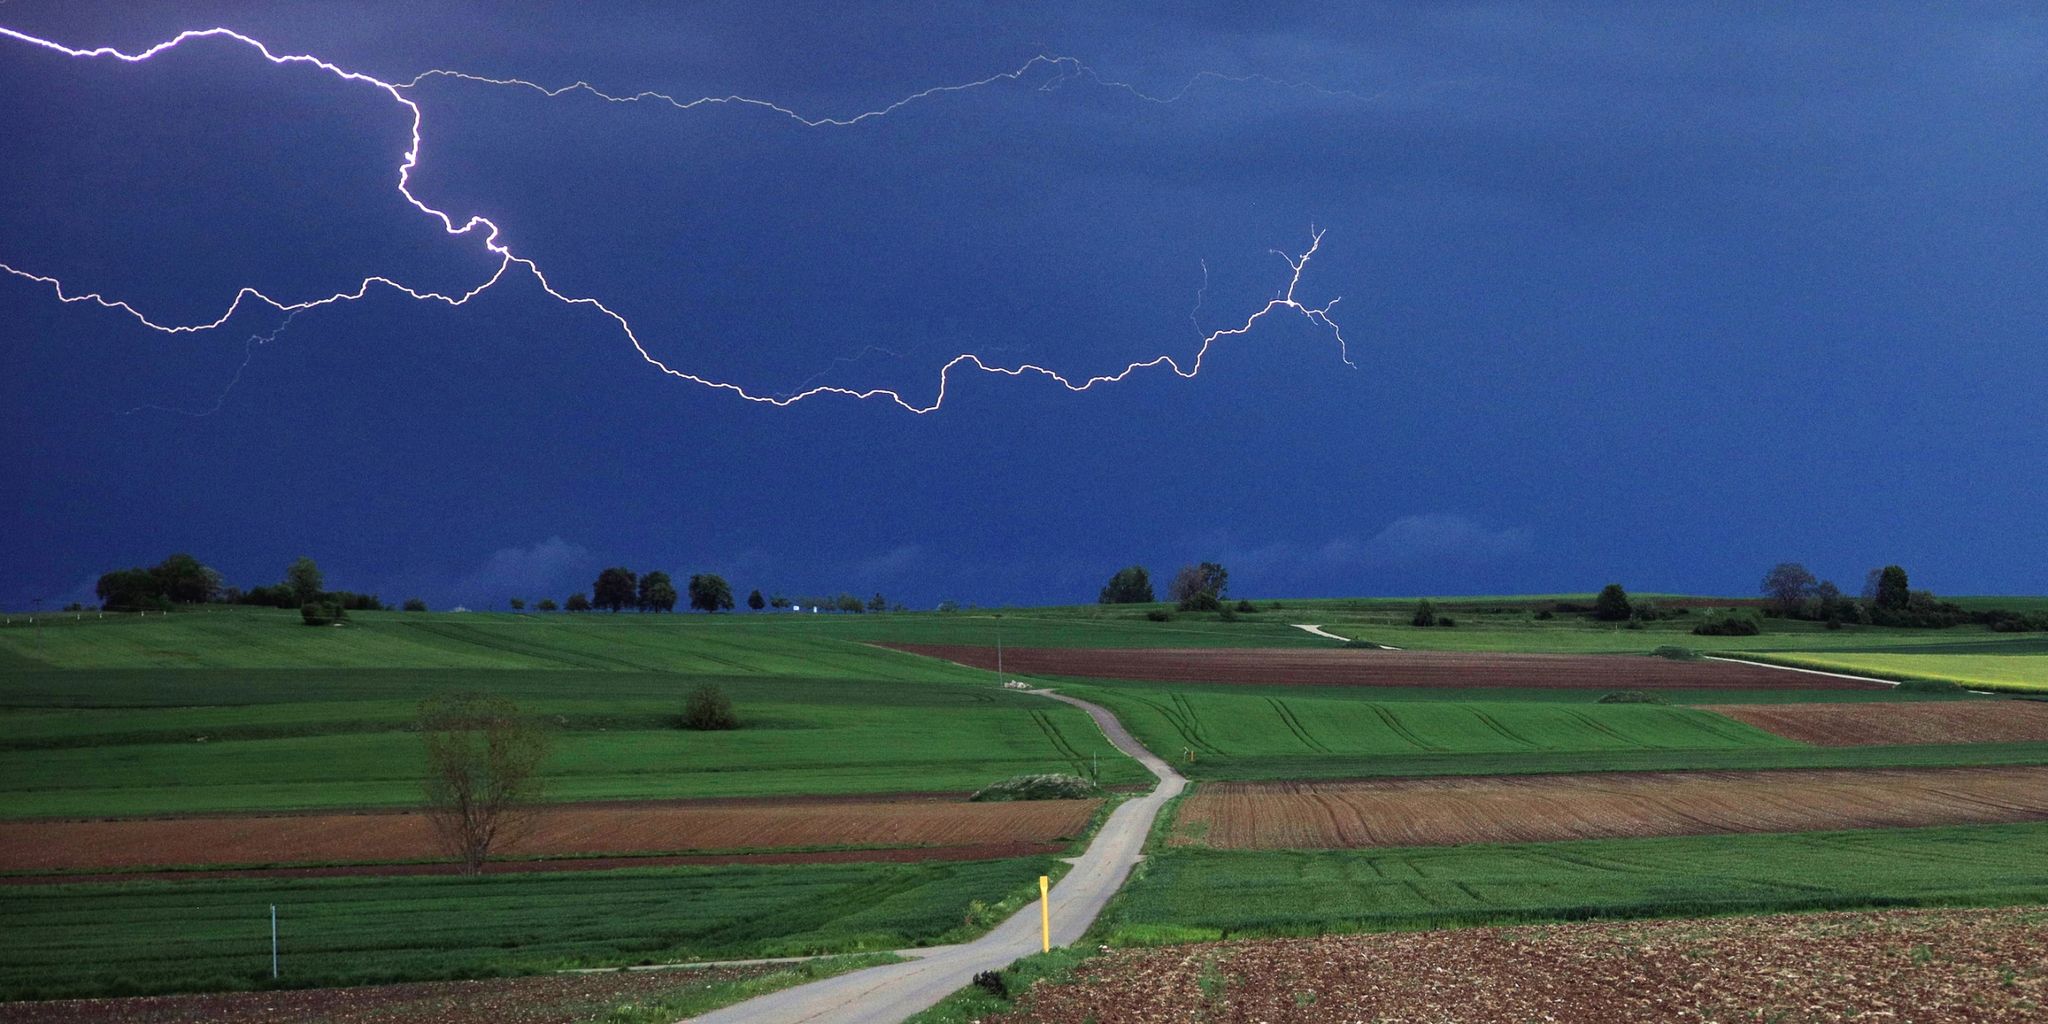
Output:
[{"xmin": 0, "ymin": 25, "xmax": 1355, "ymax": 414}]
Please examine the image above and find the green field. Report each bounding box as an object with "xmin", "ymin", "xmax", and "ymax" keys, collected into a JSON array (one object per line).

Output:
[
  {"xmin": 0, "ymin": 855, "xmax": 1058, "ymax": 1001},
  {"xmin": 0, "ymin": 669, "xmax": 1146, "ymax": 818},
  {"xmin": 1096, "ymin": 822, "xmax": 2048, "ymax": 944},
  {"xmin": 1050, "ymin": 680, "xmax": 2048, "ymax": 780}
]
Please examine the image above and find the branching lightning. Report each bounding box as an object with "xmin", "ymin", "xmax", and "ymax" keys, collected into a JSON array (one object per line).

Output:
[{"xmin": 0, "ymin": 25, "xmax": 1355, "ymax": 414}]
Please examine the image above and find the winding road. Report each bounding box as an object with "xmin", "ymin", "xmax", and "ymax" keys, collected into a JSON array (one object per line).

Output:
[{"xmin": 684, "ymin": 689, "xmax": 1185, "ymax": 1024}]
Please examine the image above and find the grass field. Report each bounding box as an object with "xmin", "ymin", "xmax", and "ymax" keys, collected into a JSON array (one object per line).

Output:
[
  {"xmin": 0, "ymin": 671, "xmax": 1145, "ymax": 818},
  {"xmin": 1051, "ymin": 680, "xmax": 2048, "ymax": 780},
  {"xmin": 0, "ymin": 855, "xmax": 1059, "ymax": 1001},
  {"xmin": 1096, "ymin": 822, "xmax": 2048, "ymax": 944}
]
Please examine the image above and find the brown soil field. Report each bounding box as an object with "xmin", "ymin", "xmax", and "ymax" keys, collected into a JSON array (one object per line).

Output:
[
  {"xmin": 991, "ymin": 906, "xmax": 2048, "ymax": 1024},
  {"xmin": 1706, "ymin": 699, "xmax": 2048, "ymax": 746},
  {"xmin": 0, "ymin": 960, "xmax": 789, "ymax": 1024},
  {"xmin": 0, "ymin": 796, "xmax": 1098, "ymax": 875},
  {"xmin": 1176, "ymin": 766, "xmax": 2048, "ymax": 848},
  {"xmin": 884, "ymin": 644, "xmax": 1881, "ymax": 689}
]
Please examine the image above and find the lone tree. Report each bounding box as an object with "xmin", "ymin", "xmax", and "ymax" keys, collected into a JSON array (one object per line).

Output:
[
  {"xmin": 419, "ymin": 693, "xmax": 550, "ymax": 874},
  {"xmin": 1168, "ymin": 562, "xmax": 1229, "ymax": 610},
  {"xmin": 508, "ymin": 597, "xmax": 526, "ymax": 611},
  {"xmin": 286, "ymin": 556, "xmax": 324, "ymax": 606},
  {"xmin": 638, "ymin": 571, "xmax": 679, "ymax": 612},
  {"xmin": 688, "ymin": 573, "xmax": 735, "ymax": 613},
  {"xmin": 1875, "ymin": 565, "xmax": 1911, "ymax": 610},
  {"xmin": 564, "ymin": 592, "xmax": 592, "ymax": 612},
  {"xmin": 747, "ymin": 589, "xmax": 766, "ymax": 611},
  {"xmin": 1411, "ymin": 598, "xmax": 1438, "ymax": 627},
  {"xmin": 1593, "ymin": 583, "xmax": 1633, "ymax": 621},
  {"xmin": 1761, "ymin": 563, "xmax": 1819, "ymax": 616},
  {"xmin": 535, "ymin": 598, "xmax": 558, "ymax": 612},
  {"xmin": 593, "ymin": 567, "xmax": 638, "ymax": 613},
  {"xmin": 1098, "ymin": 565, "xmax": 1155, "ymax": 605}
]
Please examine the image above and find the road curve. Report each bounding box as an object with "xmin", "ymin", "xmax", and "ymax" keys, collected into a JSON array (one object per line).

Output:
[{"xmin": 684, "ymin": 690, "xmax": 1185, "ymax": 1024}]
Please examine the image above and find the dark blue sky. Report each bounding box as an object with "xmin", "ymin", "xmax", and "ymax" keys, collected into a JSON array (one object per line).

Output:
[{"xmin": 3, "ymin": 3, "xmax": 2043, "ymax": 610}]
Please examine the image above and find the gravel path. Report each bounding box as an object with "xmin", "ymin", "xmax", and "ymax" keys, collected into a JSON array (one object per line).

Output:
[{"xmin": 684, "ymin": 689, "xmax": 1185, "ymax": 1024}]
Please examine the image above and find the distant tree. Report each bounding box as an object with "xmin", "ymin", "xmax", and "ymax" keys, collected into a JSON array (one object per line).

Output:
[
  {"xmin": 564, "ymin": 593, "xmax": 592, "ymax": 612},
  {"xmin": 418, "ymin": 693, "xmax": 550, "ymax": 875},
  {"xmin": 403, "ymin": 597, "xmax": 428, "ymax": 612},
  {"xmin": 835, "ymin": 593, "xmax": 865, "ymax": 613},
  {"xmin": 1814, "ymin": 580, "xmax": 1845, "ymax": 627},
  {"xmin": 688, "ymin": 574, "xmax": 735, "ymax": 613},
  {"xmin": 149, "ymin": 553, "xmax": 216, "ymax": 604},
  {"xmin": 508, "ymin": 597, "xmax": 526, "ymax": 611},
  {"xmin": 1411, "ymin": 599, "xmax": 1438, "ymax": 627},
  {"xmin": 1593, "ymin": 584, "xmax": 1633, "ymax": 622},
  {"xmin": 592, "ymin": 567, "xmax": 638, "ymax": 613},
  {"xmin": 1098, "ymin": 565, "xmax": 1155, "ymax": 605},
  {"xmin": 638, "ymin": 571, "xmax": 679, "ymax": 613},
  {"xmin": 1167, "ymin": 562, "xmax": 1229, "ymax": 610},
  {"xmin": 769, "ymin": 594, "xmax": 791, "ymax": 609},
  {"xmin": 867, "ymin": 592, "xmax": 888, "ymax": 612},
  {"xmin": 1760, "ymin": 563, "xmax": 1819, "ymax": 616},
  {"xmin": 535, "ymin": 598, "xmax": 558, "ymax": 612},
  {"xmin": 1861, "ymin": 567, "xmax": 1885, "ymax": 602},
  {"xmin": 95, "ymin": 568, "xmax": 160, "ymax": 611},
  {"xmin": 747, "ymin": 589, "xmax": 766, "ymax": 611},
  {"xmin": 286, "ymin": 556, "xmax": 324, "ymax": 606},
  {"xmin": 679, "ymin": 683, "xmax": 739, "ymax": 730},
  {"xmin": 1875, "ymin": 565, "xmax": 1911, "ymax": 611},
  {"xmin": 300, "ymin": 600, "xmax": 346, "ymax": 626}
]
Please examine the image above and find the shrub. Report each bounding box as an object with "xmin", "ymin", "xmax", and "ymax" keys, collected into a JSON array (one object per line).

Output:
[
  {"xmin": 1178, "ymin": 591, "xmax": 1221, "ymax": 613},
  {"xmin": 1534, "ymin": 609, "xmax": 1555, "ymax": 620},
  {"xmin": 1437, "ymin": 616, "xmax": 1457, "ymax": 628},
  {"xmin": 969, "ymin": 773, "xmax": 1100, "ymax": 802},
  {"xmin": 1692, "ymin": 612, "xmax": 1761, "ymax": 636},
  {"xmin": 1651, "ymin": 645, "xmax": 1700, "ymax": 660},
  {"xmin": 299, "ymin": 601, "xmax": 345, "ymax": 626},
  {"xmin": 1597, "ymin": 690, "xmax": 1666, "ymax": 704},
  {"xmin": 1145, "ymin": 609, "xmax": 1173, "ymax": 622},
  {"xmin": 1897, "ymin": 678, "xmax": 1966, "ymax": 695},
  {"xmin": 679, "ymin": 684, "xmax": 739, "ymax": 730},
  {"xmin": 1235, "ymin": 600, "xmax": 1257, "ymax": 613},
  {"xmin": 1411, "ymin": 599, "xmax": 1438, "ymax": 628},
  {"xmin": 402, "ymin": 597, "xmax": 428, "ymax": 612}
]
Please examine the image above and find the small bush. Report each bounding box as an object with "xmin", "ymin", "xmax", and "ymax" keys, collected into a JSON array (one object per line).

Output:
[
  {"xmin": 1145, "ymin": 609, "xmax": 1173, "ymax": 622},
  {"xmin": 679, "ymin": 684, "xmax": 739, "ymax": 730},
  {"xmin": 299, "ymin": 601, "xmax": 345, "ymax": 626},
  {"xmin": 970, "ymin": 773, "xmax": 1100, "ymax": 802},
  {"xmin": 1178, "ymin": 591, "xmax": 1222, "ymax": 613},
  {"xmin": 1651, "ymin": 645, "xmax": 1700, "ymax": 660},
  {"xmin": 1534, "ymin": 609, "xmax": 1555, "ymax": 620},
  {"xmin": 1598, "ymin": 690, "xmax": 1666, "ymax": 704},
  {"xmin": 1437, "ymin": 616, "xmax": 1457, "ymax": 628},
  {"xmin": 402, "ymin": 597, "xmax": 428, "ymax": 612},
  {"xmin": 1693, "ymin": 612, "xmax": 1761, "ymax": 636},
  {"xmin": 1235, "ymin": 600, "xmax": 1257, "ymax": 613},
  {"xmin": 1411, "ymin": 599, "xmax": 1438, "ymax": 628},
  {"xmin": 1897, "ymin": 678, "xmax": 1967, "ymax": 695}
]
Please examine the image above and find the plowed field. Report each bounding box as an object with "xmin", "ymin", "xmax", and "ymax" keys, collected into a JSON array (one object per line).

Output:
[
  {"xmin": 990, "ymin": 907, "xmax": 2048, "ymax": 1024},
  {"xmin": 883, "ymin": 645, "xmax": 1877, "ymax": 689},
  {"xmin": 0, "ymin": 795, "xmax": 1099, "ymax": 874},
  {"xmin": 1176, "ymin": 766, "xmax": 2048, "ymax": 848},
  {"xmin": 1707, "ymin": 699, "xmax": 2048, "ymax": 746}
]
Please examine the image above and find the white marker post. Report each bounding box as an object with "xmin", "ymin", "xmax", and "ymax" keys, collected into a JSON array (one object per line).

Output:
[{"xmin": 270, "ymin": 905, "xmax": 278, "ymax": 979}]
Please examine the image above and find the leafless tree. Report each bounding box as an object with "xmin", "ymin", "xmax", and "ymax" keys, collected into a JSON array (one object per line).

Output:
[{"xmin": 419, "ymin": 692, "xmax": 550, "ymax": 874}]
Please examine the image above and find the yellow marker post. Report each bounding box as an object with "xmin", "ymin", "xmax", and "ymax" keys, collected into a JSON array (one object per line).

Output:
[{"xmin": 1039, "ymin": 875, "xmax": 1051, "ymax": 952}]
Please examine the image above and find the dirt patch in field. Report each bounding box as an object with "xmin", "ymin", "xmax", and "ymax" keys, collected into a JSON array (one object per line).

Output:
[
  {"xmin": 0, "ymin": 797, "xmax": 1098, "ymax": 876},
  {"xmin": 1177, "ymin": 766, "xmax": 2048, "ymax": 848},
  {"xmin": 992, "ymin": 906, "xmax": 2048, "ymax": 1024},
  {"xmin": 884, "ymin": 644, "xmax": 1880, "ymax": 690},
  {"xmin": 1706, "ymin": 699, "xmax": 2048, "ymax": 746},
  {"xmin": 0, "ymin": 961, "xmax": 786, "ymax": 1024}
]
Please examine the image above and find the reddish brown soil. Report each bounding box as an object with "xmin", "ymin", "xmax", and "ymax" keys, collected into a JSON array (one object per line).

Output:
[
  {"xmin": 1706, "ymin": 700, "xmax": 2048, "ymax": 746},
  {"xmin": 992, "ymin": 907, "xmax": 2048, "ymax": 1024},
  {"xmin": 0, "ymin": 961, "xmax": 787, "ymax": 1024},
  {"xmin": 884, "ymin": 644, "xmax": 1881, "ymax": 690},
  {"xmin": 0, "ymin": 797, "xmax": 1098, "ymax": 877},
  {"xmin": 1176, "ymin": 766, "xmax": 2048, "ymax": 848}
]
